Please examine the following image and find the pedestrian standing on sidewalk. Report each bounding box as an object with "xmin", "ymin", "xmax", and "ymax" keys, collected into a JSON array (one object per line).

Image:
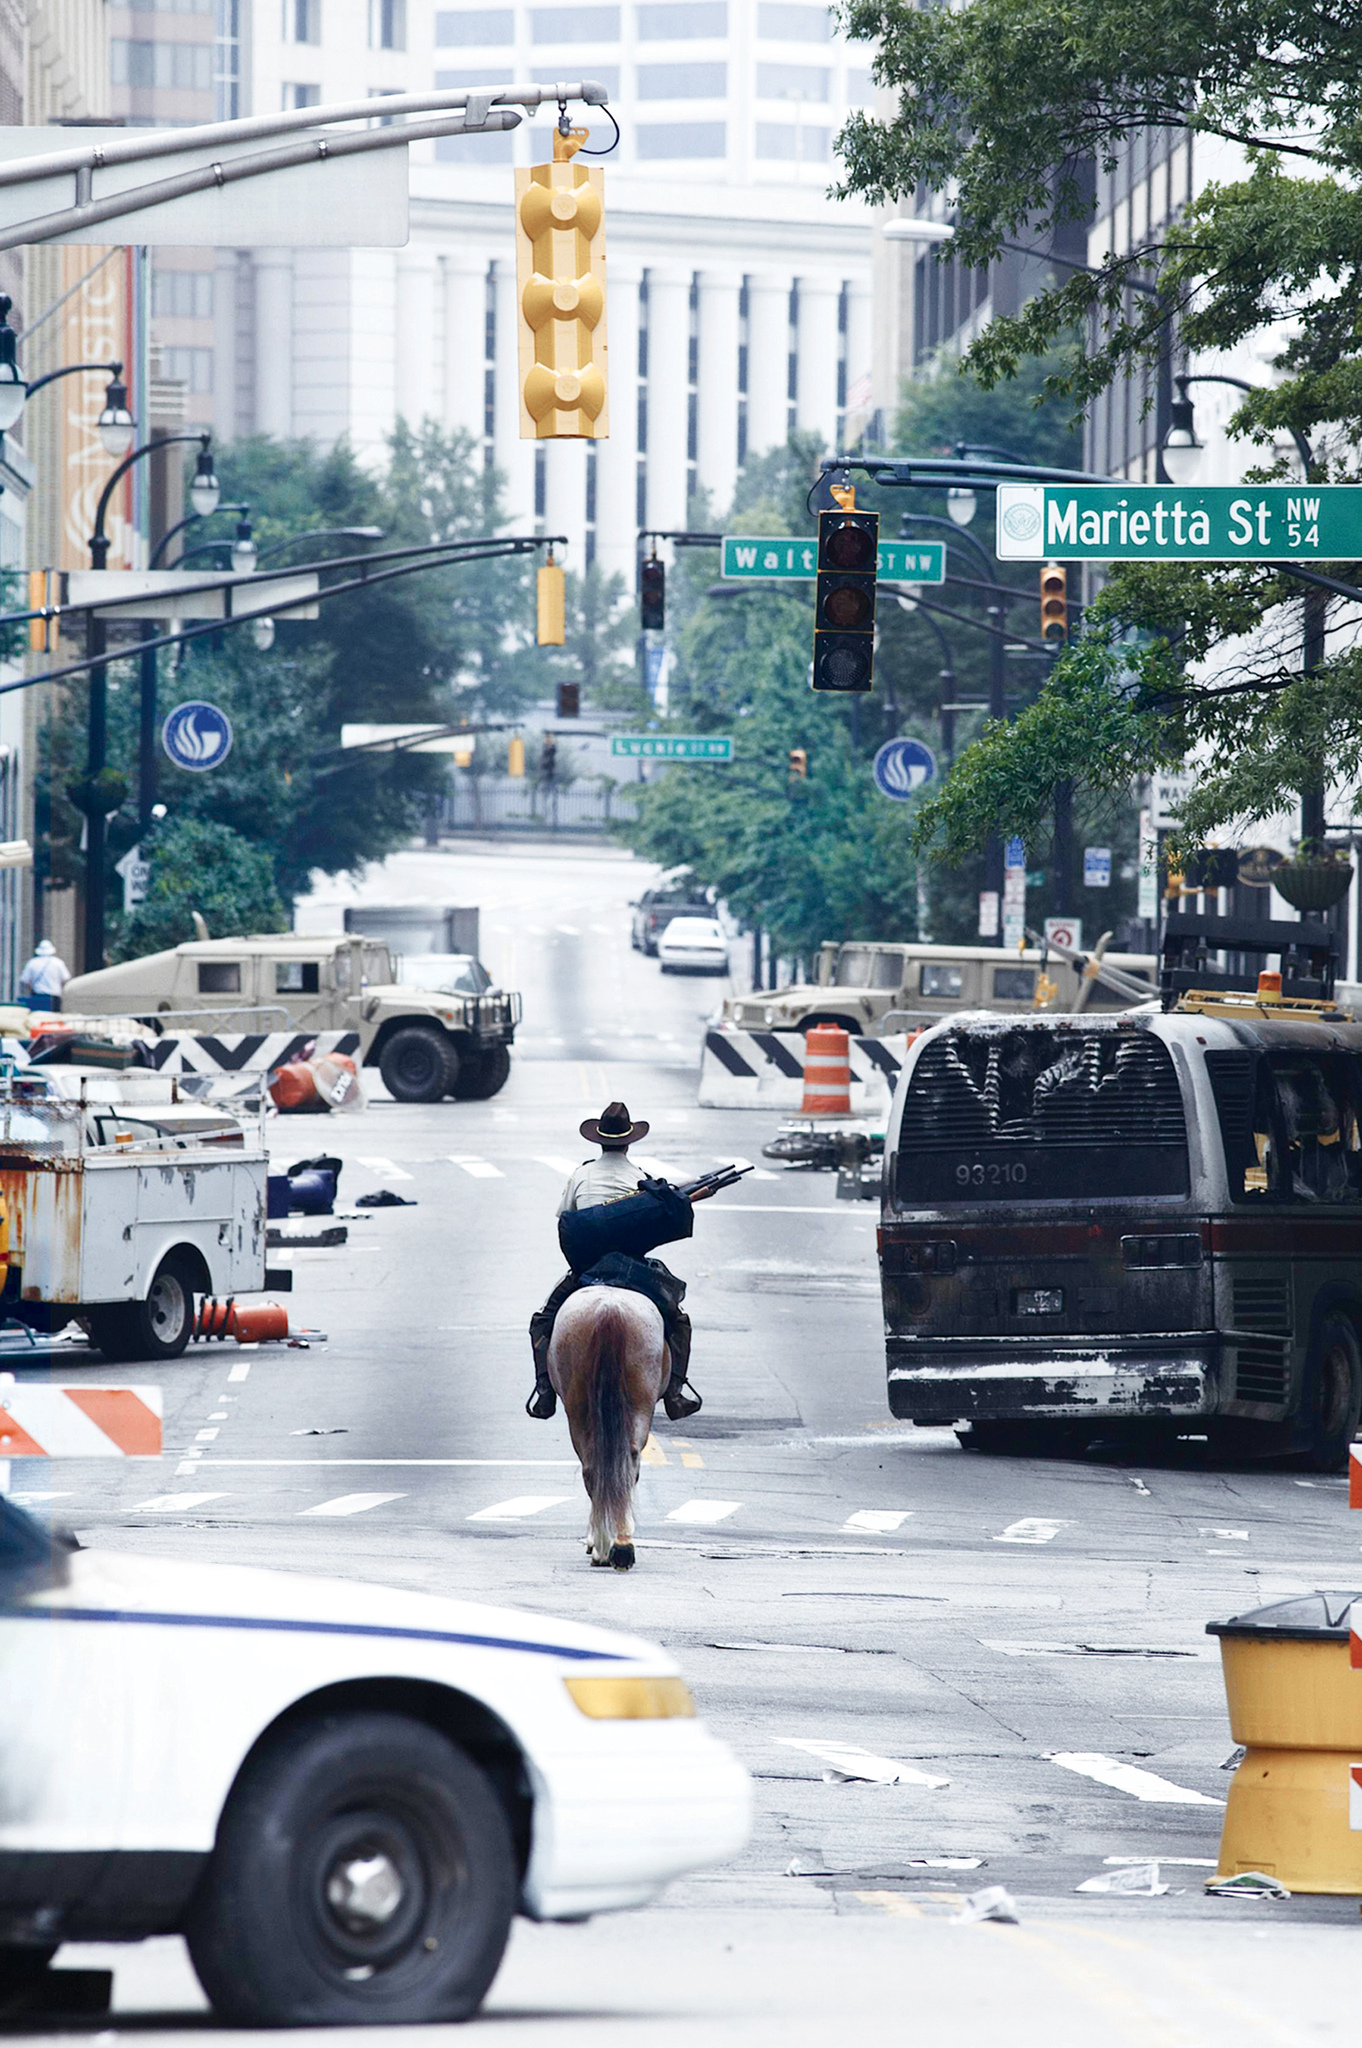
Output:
[{"xmin": 18, "ymin": 939, "xmax": 70, "ymax": 1012}]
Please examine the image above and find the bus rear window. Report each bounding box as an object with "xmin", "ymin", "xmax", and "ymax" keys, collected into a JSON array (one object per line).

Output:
[{"xmin": 896, "ymin": 1028, "xmax": 1189, "ymax": 1203}]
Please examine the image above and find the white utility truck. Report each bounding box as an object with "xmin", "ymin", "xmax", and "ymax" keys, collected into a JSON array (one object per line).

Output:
[{"xmin": 0, "ymin": 1074, "xmax": 267, "ymax": 1360}]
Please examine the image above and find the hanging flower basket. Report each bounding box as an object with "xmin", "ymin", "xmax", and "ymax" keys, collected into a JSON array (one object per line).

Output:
[{"xmin": 1272, "ymin": 861, "xmax": 1354, "ymax": 912}]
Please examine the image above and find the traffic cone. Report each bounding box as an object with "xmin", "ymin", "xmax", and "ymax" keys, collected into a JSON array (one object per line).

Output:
[{"xmin": 800, "ymin": 1024, "xmax": 852, "ymax": 1117}]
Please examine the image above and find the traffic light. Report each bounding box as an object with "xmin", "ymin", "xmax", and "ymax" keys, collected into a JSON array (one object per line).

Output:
[
  {"xmin": 508, "ymin": 734, "xmax": 526, "ymax": 779},
  {"xmin": 788, "ymin": 748, "xmax": 808, "ymax": 779},
  {"xmin": 537, "ymin": 558, "xmax": 565, "ymax": 645},
  {"xmin": 812, "ymin": 502, "xmax": 879, "ymax": 693},
  {"xmin": 557, "ymin": 681, "xmax": 580, "ymax": 718},
  {"xmin": 513, "ymin": 127, "xmax": 608, "ymax": 440},
  {"xmin": 28, "ymin": 569, "xmax": 53, "ymax": 653},
  {"xmin": 1040, "ymin": 561, "xmax": 1068, "ymax": 643},
  {"xmin": 541, "ymin": 732, "xmax": 557, "ymax": 781},
  {"xmin": 640, "ymin": 554, "xmax": 665, "ymax": 631}
]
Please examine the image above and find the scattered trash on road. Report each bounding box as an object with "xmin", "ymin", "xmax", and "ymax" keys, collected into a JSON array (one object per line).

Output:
[
  {"xmin": 773, "ymin": 1738, "xmax": 950, "ymax": 1788},
  {"xmin": 356, "ymin": 1189, "xmax": 418, "ymax": 1207},
  {"xmin": 1125, "ymin": 1475, "xmax": 1152, "ymax": 1496},
  {"xmin": 1204, "ymin": 1871, "xmax": 1291, "ymax": 1899},
  {"xmin": 267, "ymin": 1224, "xmax": 348, "ymax": 1247},
  {"xmin": 785, "ymin": 1857, "xmax": 983, "ymax": 1878},
  {"xmin": 952, "ymin": 1885, "xmax": 1019, "ymax": 1925},
  {"xmin": 290, "ymin": 1427, "xmax": 348, "ymax": 1436},
  {"xmin": 1076, "ymin": 1862, "xmax": 1170, "ymax": 1895},
  {"xmin": 1221, "ymin": 1745, "xmax": 1247, "ymax": 1771}
]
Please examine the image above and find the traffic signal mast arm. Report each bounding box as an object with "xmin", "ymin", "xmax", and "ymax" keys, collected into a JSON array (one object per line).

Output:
[{"xmin": 0, "ymin": 535, "xmax": 569, "ymax": 700}]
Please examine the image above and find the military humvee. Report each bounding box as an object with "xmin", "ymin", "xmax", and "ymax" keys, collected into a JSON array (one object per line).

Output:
[{"xmin": 61, "ymin": 933, "xmax": 521, "ymax": 1103}]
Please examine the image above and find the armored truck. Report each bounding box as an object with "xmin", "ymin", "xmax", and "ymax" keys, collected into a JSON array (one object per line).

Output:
[{"xmin": 61, "ymin": 933, "xmax": 521, "ymax": 1103}]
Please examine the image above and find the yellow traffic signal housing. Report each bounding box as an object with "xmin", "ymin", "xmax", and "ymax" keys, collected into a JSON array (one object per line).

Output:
[
  {"xmin": 514, "ymin": 128, "xmax": 609, "ymax": 441},
  {"xmin": 28, "ymin": 568, "xmax": 52, "ymax": 653},
  {"xmin": 1040, "ymin": 561, "xmax": 1068, "ymax": 642},
  {"xmin": 537, "ymin": 561, "xmax": 566, "ymax": 646},
  {"xmin": 788, "ymin": 748, "xmax": 808, "ymax": 778},
  {"xmin": 508, "ymin": 734, "xmax": 526, "ymax": 778}
]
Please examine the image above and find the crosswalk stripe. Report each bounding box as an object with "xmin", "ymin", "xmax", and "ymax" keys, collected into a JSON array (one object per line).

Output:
[
  {"xmin": 466, "ymin": 1495, "xmax": 571, "ymax": 1520},
  {"xmin": 301, "ymin": 1493, "xmax": 406, "ymax": 1517},
  {"xmin": 447, "ymin": 1156, "xmax": 504, "ymax": 1179},
  {"xmin": 356, "ymin": 1156, "xmax": 415, "ymax": 1182},
  {"xmin": 843, "ymin": 1509, "xmax": 912, "ymax": 1533},
  {"xmin": 667, "ymin": 1500, "xmax": 741, "ymax": 1524},
  {"xmin": 131, "ymin": 1493, "xmax": 230, "ymax": 1513},
  {"xmin": 535, "ymin": 1155, "xmax": 578, "ymax": 1176},
  {"xmin": 1049, "ymin": 1753, "xmax": 1224, "ymax": 1806},
  {"xmin": 556, "ymin": 924, "xmax": 581, "ymax": 935},
  {"xmin": 996, "ymin": 1518, "xmax": 1070, "ymax": 1544}
]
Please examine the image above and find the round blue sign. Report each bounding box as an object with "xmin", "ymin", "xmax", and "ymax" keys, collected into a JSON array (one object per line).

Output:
[
  {"xmin": 872, "ymin": 736, "xmax": 937, "ymax": 800},
  {"xmin": 162, "ymin": 700, "xmax": 233, "ymax": 773}
]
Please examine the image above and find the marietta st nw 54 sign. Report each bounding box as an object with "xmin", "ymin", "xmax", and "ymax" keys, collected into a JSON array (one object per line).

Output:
[
  {"xmin": 610, "ymin": 735, "xmax": 732, "ymax": 761},
  {"xmin": 721, "ymin": 536, "xmax": 945, "ymax": 583},
  {"xmin": 996, "ymin": 482, "xmax": 1362, "ymax": 562}
]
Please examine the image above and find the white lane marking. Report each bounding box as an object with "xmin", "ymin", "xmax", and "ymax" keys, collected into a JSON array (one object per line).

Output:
[
  {"xmin": 535, "ymin": 1155, "xmax": 578, "ymax": 1176},
  {"xmin": 227, "ymin": 1360, "xmax": 251, "ymax": 1381},
  {"xmin": 301, "ymin": 1493, "xmax": 407, "ymax": 1517},
  {"xmin": 631, "ymin": 1153, "xmax": 669, "ymax": 1175},
  {"xmin": 130, "ymin": 1493, "xmax": 230, "ymax": 1513},
  {"xmin": 1049, "ymin": 1752, "xmax": 1224, "ymax": 1805},
  {"xmin": 356, "ymin": 1156, "xmax": 415, "ymax": 1182},
  {"xmin": 197, "ymin": 1457, "xmax": 579, "ymax": 1466},
  {"xmin": 774, "ymin": 1738, "xmax": 950, "ymax": 1788},
  {"xmin": 723, "ymin": 1153, "xmax": 779, "ymax": 1183},
  {"xmin": 707, "ymin": 1205, "xmax": 873, "ymax": 1216},
  {"xmin": 556, "ymin": 924, "xmax": 581, "ymax": 935},
  {"xmin": 194, "ymin": 1428, "xmax": 219, "ymax": 1442},
  {"xmin": 996, "ymin": 1518, "xmax": 1070, "ymax": 1544},
  {"xmin": 208, "ymin": 1411, "xmax": 228, "ymax": 1421},
  {"xmin": 844, "ymin": 1510, "xmax": 913, "ymax": 1533},
  {"xmin": 590, "ymin": 923, "xmax": 611, "ymax": 934},
  {"xmin": 10, "ymin": 1491, "xmax": 73, "ymax": 1503},
  {"xmin": 447, "ymin": 1155, "xmax": 504, "ymax": 1179},
  {"xmin": 526, "ymin": 924, "xmax": 546, "ymax": 935},
  {"xmin": 1200, "ymin": 1527, "xmax": 1248, "ymax": 1540},
  {"xmin": 467, "ymin": 1495, "xmax": 571, "ymax": 1520},
  {"xmin": 667, "ymin": 1499, "xmax": 741, "ymax": 1524}
]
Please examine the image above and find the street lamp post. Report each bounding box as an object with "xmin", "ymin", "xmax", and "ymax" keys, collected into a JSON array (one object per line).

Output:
[
  {"xmin": 84, "ymin": 431, "xmax": 218, "ymax": 967},
  {"xmin": 1160, "ymin": 373, "xmax": 1327, "ymax": 853},
  {"xmin": 0, "ymin": 295, "xmax": 135, "ymax": 451}
]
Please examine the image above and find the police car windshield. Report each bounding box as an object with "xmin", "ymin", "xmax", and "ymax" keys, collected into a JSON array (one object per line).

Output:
[{"xmin": 397, "ymin": 954, "xmax": 490, "ymax": 995}]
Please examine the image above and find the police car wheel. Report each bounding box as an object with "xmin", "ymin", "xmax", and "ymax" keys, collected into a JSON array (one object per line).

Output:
[
  {"xmin": 379, "ymin": 1028, "xmax": 459, "ymax": 1104},
  {"xmin": 1300, "ymin": 1313, "xmax": 1362, "ymax": 1472},
  {"xmin": 186, "ymin": 1710, "xmax": 517, "ymax": 2026}
]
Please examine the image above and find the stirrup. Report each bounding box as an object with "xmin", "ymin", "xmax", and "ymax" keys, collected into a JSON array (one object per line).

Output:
[
  {"xmin": 662, "ymin": 1379, "xmax": 702, "ymax": 1421},
  {"xmin": 526, "ymin": 1380, "xmax": 558, "ymax": 1420}
]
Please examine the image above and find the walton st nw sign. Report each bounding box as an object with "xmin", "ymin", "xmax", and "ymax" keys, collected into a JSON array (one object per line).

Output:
[
  {"xmin": 996, "ymin": 481, "xmax": 1362, "ymax": 562},
  {"xmin": 721, "ymin": 536, "xmax": 946, "ymax": 583}
]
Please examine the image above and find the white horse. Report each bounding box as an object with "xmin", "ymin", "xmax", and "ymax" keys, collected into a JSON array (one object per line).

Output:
[{"xmin": 547, "ymin": 1287, "xmax": 669, "ymax": 1570}]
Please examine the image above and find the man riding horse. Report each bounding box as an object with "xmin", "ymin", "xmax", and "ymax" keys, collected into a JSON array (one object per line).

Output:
[{"xmin": 527, "ymin": 1101, "xmax": 704, "ymax": 1422}]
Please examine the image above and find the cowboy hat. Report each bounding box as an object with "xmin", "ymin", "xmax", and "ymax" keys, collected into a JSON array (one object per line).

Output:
[{"xmin": 580, "ymin": 1100, "xmax": 649, "ymax": 1146}]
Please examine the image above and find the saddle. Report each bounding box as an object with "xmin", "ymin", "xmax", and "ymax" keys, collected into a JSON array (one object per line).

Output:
[{"xmin": 575, "ymin": 1251, "xmax": 686, "ymax": 1324}]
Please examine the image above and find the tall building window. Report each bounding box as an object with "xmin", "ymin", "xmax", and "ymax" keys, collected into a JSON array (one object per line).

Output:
[
  {"xmin": 636, "ymin": 1, "xmax": 726, "ymax": 34},
  {"xmin": 152, "ymin": 270, "xmax": 214, "ymax": 317},
  {"xmin": 757, "ymin": 2, "xmax": 830, "ymax": 38},
  {"xmin": 369, "ymin": 0, "xmax": 406, "ymax": 50},
  {"xmin": 115, "ymin": 39, "xmax": 215, "ymax": 90},
  {"xmin": 283, "ymin": 0, "xmax": 321, "ymax": 40},
  {"xmin": 435, "ymin": 8, "xmax": 512, "ymax": 42},
  {"xmin": 637, "ymin": 62, "xmax": 726, "ymax": 97},
  {"xmin": 756, "ymin": 61, "xmax": 828, "ymax": 100},
  {"xmin": 214, "ymin": 0, "xmax": 240, "ymax": 115},
  {"xmin": 161, "ymin": 347, "xmax": 214, "ymax": 393},
  {"xmin": 283, "ymin": 82, "xmax": 321, "ymax": 107},
  {"xmin": 755, "ymin": 122, "xmax": 830, "ymax": 160},
  {"xmin": 530, "ymin": 5, "xmax": 619, "ymax": 40},
  {"xmin": 636, "ymin": 122, "xmax": 725, "ymax": 158}
]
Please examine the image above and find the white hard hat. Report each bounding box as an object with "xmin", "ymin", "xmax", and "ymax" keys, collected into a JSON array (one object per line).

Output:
[{"xmin": 35, "ymin": 938, "xmax": 55, "ymax": 955}]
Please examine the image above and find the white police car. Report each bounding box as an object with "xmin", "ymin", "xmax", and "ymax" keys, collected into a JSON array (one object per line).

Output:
[{"xmin": 0, "ymin": 1500, "xmax": 750, "ymax": 2025}]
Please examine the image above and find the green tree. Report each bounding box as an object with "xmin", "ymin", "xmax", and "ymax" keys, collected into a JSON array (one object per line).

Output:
[
  {"xmin": 835, "ymin": 0, "xmax": 1362, "ymax": 858},
  {"xmin": 118, "ymin": 816, "xmax": 286, "ymax": 960}
]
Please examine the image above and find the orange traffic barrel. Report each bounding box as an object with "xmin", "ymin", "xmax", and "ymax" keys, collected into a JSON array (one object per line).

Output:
[{"xmin": 800, "ymin": 1024, "xmax": 852, "ymax": 1117}]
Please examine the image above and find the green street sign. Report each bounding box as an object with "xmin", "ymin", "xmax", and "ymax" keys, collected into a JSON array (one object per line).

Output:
[
  {"xmin": 721, "ymin": 536, "xmax": 945, "ymax": 583},
  {"xmin": 610, "ymin": 734, "xmax": 733, "ymax": 761},
  {"xmin": 996, "ymin": 481, "xmax": 1362, "ymax": 562}
]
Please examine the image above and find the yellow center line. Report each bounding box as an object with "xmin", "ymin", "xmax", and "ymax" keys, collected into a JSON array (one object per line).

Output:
[
  {"xmin": 680, "ymin": 1451, "xmax": 705, "ymax": 1469},
  {"xmin": 641, "ymin": 1436, "xmax": 667, "ymax": 1466}
]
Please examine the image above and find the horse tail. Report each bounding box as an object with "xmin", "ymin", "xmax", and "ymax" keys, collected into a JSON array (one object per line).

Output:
[{"xmin": 585, "ymin": 1300, "xmax": 635, "ymax": 1538}]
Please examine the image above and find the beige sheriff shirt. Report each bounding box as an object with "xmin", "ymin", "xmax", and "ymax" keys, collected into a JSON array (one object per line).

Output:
[{"xmin": 557, "ymin": 1152, "xmax": 646, "ymax": 1217}]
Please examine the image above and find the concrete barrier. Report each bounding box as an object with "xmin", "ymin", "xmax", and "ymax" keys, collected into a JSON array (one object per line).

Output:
[{"xmin": 698, "ymin": 1026, "xmax": 912, "ymax": 1114}]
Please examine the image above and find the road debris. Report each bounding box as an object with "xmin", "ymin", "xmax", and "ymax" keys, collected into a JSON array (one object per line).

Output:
[
  {"xmin": 1221, "ymin": 1745, "xmax": 1247, "ymax": 1771},
  {"xmin": 773, "ymin": 1738, "xmax": 950, "ymax": 1787},
  {"xmin": 290, "ymin": 1427, "xmax": 348, "ymax": 1436},
  {"xmin": 1204, "ymin": 1871, "xmax": 1291, "ymax": 1899},
  {"xmin": 952, "ymin": 1885, "xmax": 1019, "ymax": 1925},
  {"xmin": 1076, "ymin": 1862, "xmax": 1170, "ymax": 1895},
  {"xmin": 356, "ymin": 1190, "xmax": 418, "ymax": 1207},
  {"xmin": 785, "ymin": 1857, "xmax": 983, "ymax": 1877}
]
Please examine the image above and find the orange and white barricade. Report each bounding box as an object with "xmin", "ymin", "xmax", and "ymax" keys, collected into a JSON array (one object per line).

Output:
[{"xmin": 0, "ymin": 1381, "xmax": 161, "ymax": 1489}]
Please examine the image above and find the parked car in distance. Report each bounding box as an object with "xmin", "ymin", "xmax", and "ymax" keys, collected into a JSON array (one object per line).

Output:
[
  {"xmin": 630, "ymin": 871, "xmax": 714, "ymax": 956},
  {"xmin": 658, "ymin": 916, "xmax": 730, "ymax": 976},
  {"xmin": 0, "ymin": 1497, "xmax": 751, "ymax": 2027}
]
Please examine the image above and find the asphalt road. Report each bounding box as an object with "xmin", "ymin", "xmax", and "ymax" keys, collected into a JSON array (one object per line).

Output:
[{"xmin": 13, "ymin": 838, "xmax": 1362, "ymax": 2045}]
